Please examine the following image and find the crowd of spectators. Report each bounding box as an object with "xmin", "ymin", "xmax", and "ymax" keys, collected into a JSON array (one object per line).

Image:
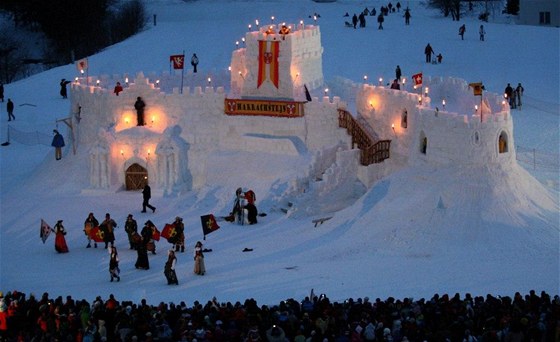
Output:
[{"xmin": 0, "ymin": 289, "xmax": 557, "ymax": 342}]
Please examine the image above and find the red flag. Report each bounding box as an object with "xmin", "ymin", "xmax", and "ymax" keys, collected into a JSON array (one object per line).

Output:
[
  {"xmin": 89, "ymin": 226, "xmax": 105, "ymax": 242},
  {"xmin": 161, "ymin": 223, "xmax": 177, "ymax": 242},
  {"xmin": 40, "ymin": 219, "xmax": 52, "ymax": 244},
  {"xmin": 151, "ymin": 226, "xmax": 161, "ymax": 241},
  {"xmin": 257, "ymin": 41, "xmax": 279, "ymax": 88},
  {"xmin": 412, "ymin": 73, "xmax": 423, "ymax": 87},
  {"xmin": 170, "ymin": 55, "xmax": 185, "ymax": 69},
  {"xmin": 201, "ymin": 214, "xmax": 220, "ymax": 236}
]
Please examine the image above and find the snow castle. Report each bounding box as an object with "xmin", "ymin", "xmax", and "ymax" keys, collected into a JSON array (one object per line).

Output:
[{"xmin": 69, "ymin": 22, "xmax": 513, "ymax": 196}]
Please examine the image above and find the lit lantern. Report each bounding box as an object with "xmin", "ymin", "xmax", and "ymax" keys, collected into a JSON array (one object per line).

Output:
[
  {"xmin": 418, "ymin": 96, "xmax": 422, "ymax": 104},
  {"xmin": 369, "ymin": 101, "xmax": 373, "ymax": 108},
  {"xmin": 125, "ymin": 77, "xmax": 129, "ymax": 84},
  {"xmin": 248, "ymin": 24, "xmax": 252, "ymax": 30},
  {"xmin": 207, "ymin": 77, "xmax": 212, "ymax": 85},
  {"xmin": 391, "ymin": 124, "xmax": 395, "ymax": 131},
  {"xmin": 424, "ymin": 87, "xmax": 429, "ymax": 96},
  {"xmin": 156, "ymin": 80, "xmax": 160, "ymax": 87},
  {"xmin": 324, "ymin": 88, "xmax": 329, "ymax": 96},
  {"xmin": 475, "ymin": 105, "xmax": 479, "ymax": 113},
  {"xmin": 442, "ymin": 99, "xmax": 446, "ymax": 110},
  {"xmin": 255, "ymin": 19, "xmax": 259, "ymax": 27},
  {"xmin": 236, "ymin": 41, "xmax": 239, "ymax": 48},
  {"xmin": 74, "ymin": 77, "xmax": 78, "ymax": 83},
  {"xmin": 378, "ymin": 77, "xmax": 383, "ymax": 85},
  {"xmin": 96, "ymin": 80, "xmax": 100, "ymax": 86},
  {"xmin": 120, "ymin": 149, "xmax": 124, "ymax": 156},
  {"xmin": 313, "ymin": 15, "xmax": 317, "ymax": 23},
  {"xmin": 147, "ymin": 149, "xmax": 151, "ymax": 156},
  {"xmin": 271, "ymin": 16, "xmax": 275, "ymax": 23},
  {"xmin": 125, "ymin": 117, "xmax": 130, "ymax": 124},
  {"xmin": 80, "ymin": 69, "xmax": 84, "ymax": 75},
  {"xmin": 402, "ymin": 77, "xmax": 406, "ymax": 85},
  {"xmin": 242, "ymin": 37, "xmax": 245, "ymax": 46},
  {"xmin": 299, "ymin": 20, "xmax": 304, "ymax": 29},
  {"xmin": 363, "ymin": 75, "xmax": 368, "ymax": 82},
  {"xmin": 151, "ymin": 116, "xmax": 155, "ymax": 124}
]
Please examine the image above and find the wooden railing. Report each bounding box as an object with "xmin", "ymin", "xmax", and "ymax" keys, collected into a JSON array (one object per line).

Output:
[{"xmin": 338, "ymin": 109, "xmax": 391, "ymax": 166}]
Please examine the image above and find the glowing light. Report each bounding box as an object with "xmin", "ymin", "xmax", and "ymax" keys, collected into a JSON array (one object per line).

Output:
[
  {"xmin": 125, "ymin": 117, "xmax": 130, "ymax": 124},
  {"xmin": 96, "ymin": 80, "xmax": 100, "ymax": 86},
  {"xmin": 369, "ymin": 101, "xmax": 374, "ymax": 108},
  {"xmin": 74, "ymin": 77, "xmax": 78, "ymax": 82},
  {"xmin": 228, "ymin": 66, "xmax": 231, "ymax": 72},
  {"xmin": 151, "ymin": 116, "xmax": 155, "ymax": 123},
  {"xmin": 391, "ymin": 124, "xmax": 395, "ymax": 131},
  {"xmin": 248, "ymin": 24, "xmax": 252, "ymax": 30},
  {"xmin": 271, "ymin": 16, "xmax": 275, "ymax": 22},
  {"xmin": 379, "ymin": 77, "xmax": 383, "ymax": 85},
  {"xmin": 475, "ymin": 105, "xmax": 478, "ymax": 112},
  {"xmin": 120, "ymin": 149, "xmax": 124, "ymax": 156},
  {"xmin": 80, "ymin": 69, "xmax": 84, "ymax": 75},
  {"xmin": 424, "ymin": 87, "xmax": 429, "ymax": 96},
  {"xmin": 156, "ymin": 80, "xmax": 160, "ymax": 87},
  {"xmin": 363, "ymin": 75, "xmax": 368, "ymax": 82},
  {"xmin": 324, "ymin": 88, "xmax": 329, "ymax": 96},
  {"xmin": 207, "ymin": 77, "xmax": 212, "ymax": 85},
  {"xmin": 236, "ymin": 41, "xmax": 239, "ymax": 47},
  {"xmin": 402, "ymin": 78, "xmax": 406, "ymax": 84},
  {"xmin": 125, "ymin": 77, "xmax": 129, "ymax": 84},
  {"xmin": 255, "ymin": 19, "xmax": 259, "ymax": 26},
  {"xmin": 147, "ymin": 149, "xmax": 151, "ymax": 156},
  {"xmin": 242, "ymin": 37, "xmax": 245, "ymax": 45}
]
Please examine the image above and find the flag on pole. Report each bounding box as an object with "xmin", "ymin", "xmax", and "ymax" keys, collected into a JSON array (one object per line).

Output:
[
  {"xmin": 40, "ymin": 219, "xmax": 52, "ymax": 243},
  {"xmin": 469, "ymin": 82, "xmax": 484, "ymax": 96},
  {"xmin": 412, "ymin": 73, "xmax": 423, "ymax": 87},
  {"xmin": 201, "ymin": 214, "xmax": 220, "ymax": 237},
  {"xmin": 257, "ymin": 40, "xmax": 280, "ymax": 88},
  {"xmin": 76, "ymin": 58, "xmax": 88, "ymax": 72},
  {"xmin": 170, "ymin": 55, "xmax": 185, "ymax": 69}
]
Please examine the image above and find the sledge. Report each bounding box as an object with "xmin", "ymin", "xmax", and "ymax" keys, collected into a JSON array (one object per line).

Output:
[
  {"xmin": 312, "ymin": 216, "xmax": 332, "ymax": 227},
  {"xmin": 345, "ymin": 21, "xmax": 353, "ymax": 28}
]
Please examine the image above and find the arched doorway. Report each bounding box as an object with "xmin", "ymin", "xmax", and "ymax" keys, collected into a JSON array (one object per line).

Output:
[
  {"xmin": 498, "ymin": 131, "xmax": 508, "ymax": 153},
  {"xmin": 125, "ymin": 163, "xmax": 148, "ymax": 190}
]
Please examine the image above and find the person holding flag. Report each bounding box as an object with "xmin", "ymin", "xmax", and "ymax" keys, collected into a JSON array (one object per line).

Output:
[
  {"xmin": 84, "ymin": 212, "xmax": 99, "ymax": 248},
  {"xmin": 172, "ymin": 216, "xmax": 185, "ymax": 253}
]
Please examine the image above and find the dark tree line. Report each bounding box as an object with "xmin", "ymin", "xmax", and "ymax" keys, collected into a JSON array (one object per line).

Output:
[
  {"xmin": 0, "ymin": 0, "xmax": 147, "ymax": 81},
  {"xmin": 428, "ymin": 0, "xmax": 518, "ymax": 21}
]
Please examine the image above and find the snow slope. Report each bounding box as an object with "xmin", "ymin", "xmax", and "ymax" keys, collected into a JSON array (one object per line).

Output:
[{"xmin": 0, "ymin": 0, "xmax": 558, "ymax": 305}]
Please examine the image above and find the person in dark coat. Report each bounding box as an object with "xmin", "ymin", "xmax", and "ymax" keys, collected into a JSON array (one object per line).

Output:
[
  {"xmin": 6, "ymin": 98, "xmax": 14, "ymax": 121},
  {"xmin": 425, "ymin": 43, "xmax": 434, "ymax": 63},
  {"xmin": 352, "ymin": 14, "xmax": 358, "ymax": 29},
  {"xmin": 124, "ymin": 214, "xmax": 138, "ymax": 250},
  {"xmin": 377, "ymin": 13, "xmax": 384, "ymax": 29},
  {"xmin": 504, "ymin": 83, "xmax": 514, "ymax": 107},
  {"xmin": 53, "ymin": 220, "xmax": 69, "ymax": 253},
  {"xmin": 59, "ymin": 79, "xmax": 71, "ymax": 99},
  {"xmin": 142, "ymin": 184, "xmax": 156, "ymax": 213},
  {"xmin": 51, "ymin": 130, "xmax": 65, "ymax": 160},
  {"xmin": 134, "ymin": 97, "xmax": 146, "ymax": 126},
  {"xmin": 100, "ymin": 213, "xmax": 117, "ymax": 249},
  {"xmin": 404, "ymin": 8, "xmax": 411, "ymax": 25},
  {"xmin": 135, "ymin": 221, "xmax": 152, "ymax": 269},
  {"xmin": 395, "ymin": 65, "xmax": 402, "ymax": 81},
  {"xmin": 459, "ymin": 24, "xmax": 466, "ymax": 40},
  {"xmin": 191, "ymin": 53, "xmax": 199, "ymax": 73},
  {"xmin": 113, "ymin": 82, "xmax": 123, "ymax": 96}
]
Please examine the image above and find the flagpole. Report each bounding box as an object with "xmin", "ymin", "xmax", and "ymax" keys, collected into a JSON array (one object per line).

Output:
[{"xmin": 181, "ymin": 50, "xmax": 185, "ymax": 94}]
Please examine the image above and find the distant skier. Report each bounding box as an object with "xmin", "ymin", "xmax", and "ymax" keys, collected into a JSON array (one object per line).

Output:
[
  {"xmin": 51, "ymin": 130, "xmax": 65, "ymax": 160},
  {"xmin": 479, "ymin": 25, "xmax": 486, "ymax": 41},
  {"xmin": 459, "ymin": 24, "xmax": 466, "ymax": 40},
  {"xmin": 425, "ymin": 43, "xmax": 435, "ymax": 63},
  {"xmin": 6, "ymin": 98, "xmax": 14, "ymax": 121},
  {"xmin": 59, "ymin": 79, "xmax": 71, "ymax": 99}
]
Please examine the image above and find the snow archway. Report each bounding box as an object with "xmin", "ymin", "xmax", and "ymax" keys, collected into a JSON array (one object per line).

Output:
[
  {"xmin": 498, "ymin": 130, "xmax": 509, "ymax": 154},
  {"xmin": 125, "ymin": 163, "xmax": 148, "ymax": 190}
]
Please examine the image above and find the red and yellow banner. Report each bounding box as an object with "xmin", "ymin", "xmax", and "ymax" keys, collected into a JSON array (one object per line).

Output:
[
  {"xmin": 257, "ymin": 40, "xmax": 279, "ymax": 88},
  {"xmin": 225, "ymin": 98, "xmax": 304, "ymax": 117},
  {"xmin": 170, "ymin": 55, "xmax": 185, "ymax": 69}
]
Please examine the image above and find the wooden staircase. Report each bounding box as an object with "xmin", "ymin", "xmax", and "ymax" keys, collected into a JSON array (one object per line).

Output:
[{"xmin": 338, "ymin": 109, "xmax": 391, "ymax": 166}]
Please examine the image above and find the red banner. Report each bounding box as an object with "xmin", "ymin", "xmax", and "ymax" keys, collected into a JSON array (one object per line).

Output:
[
  {"xmin": 257, "ymin": 41, "xmax": 279, "ymax": 88},
  {"xmin": 89, "ymin": 226, "xmax": 105, "ymax": 242},
  {"xmin": 170, "ymin": 55, "xmax": 185, "ymax": 69},
  {"xmin": 225, "ymin": 98, "xmax": 304, "ymax": 117},
  {"xmin": 161, "ymin": 224, "xmax": 177, "ymax": 242},
  {"xmin": 412, "ymin": 73, "xmax": 423, "ymax": 87}
]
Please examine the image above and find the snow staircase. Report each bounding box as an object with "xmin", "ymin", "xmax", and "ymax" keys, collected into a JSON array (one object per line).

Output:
[{"xmin": 337, "ymin": 109, "xmax": 391, "ymax": 165}]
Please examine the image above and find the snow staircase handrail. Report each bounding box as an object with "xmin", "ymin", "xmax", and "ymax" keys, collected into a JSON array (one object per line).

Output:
[{"xmin": 337, "ymin": 109, "xmax": 391, "ymax": 166}]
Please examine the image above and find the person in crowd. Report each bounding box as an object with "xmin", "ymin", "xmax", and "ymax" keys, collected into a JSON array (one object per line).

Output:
[
  {"xmin": 425, "ymin": 43, "xmax": 434, "ymax": 63},
  {"xmin": 395, "ymin": 65, "xmax": 402, "ymax": 81},
  {"xmin": 479, "ymin": 24, "xmax": 486, "ymax": 41},
  {"xmin": 100, "ymin": 213, "xmax": 117, "ymax": 249},
  {"xmin": 390, "ymin": 79, "xmax": 401, "ymax": 90},
  {"xmin": 164, "ymin": 250, "xmax": 178, "ymax": 285},
  {"xmin": 191, "ymin": 53, "xmax": 199, "ymax": 73},
  {"xmin": 146, "ymin": 220, "xmax": 158, "ymax": 255},
  {"xmin": 358, "ymin": 12, "xmax": 366, "ymax": 28},
  {"xmin": 84, "ymin": 212, "xmax": 99, "ymax": 248},
  {"xmin": 113, "ymin": 82, "xmax": 123, "ymax": 96},
  {"xmin": 51, "ymin": 129, "xmax": 65, "ymax": 160},
  {"xmin": 377, "ymin": 13, "xmax": 384, "ymax": 29},
  {"xmin": 396, "ymin": 2, "xmax": 401, "ymax": 11},
  {"xmin": 124, "ymin": 214, "xmax": 138, "ymax": 250},
  {"xmin": 134, "ymin": 96, "xmax": 146, "ymax": 126},
  {"xmin": 352, "ymin": 13, "xmax": 358, "ymax": 29},
  {"xmin": 193, "ymin": 241, "xmax": 205, "ymax": 275},
  {"xmin": 109, "ymin": 246, "xmax": 120, "ymax": 282},
  {"xmin": 516, "ymin": 82, "xmax": 524, "ymax": 108},
  {"xmin": 135, "ymin": 221, "xmax": 152, "ymax": 269},
  {"xmin": 244, "ymin": 189, "xmax": 258, "ymax": 225},
  {"xmin": 404, "ymin": 8, "xmax": 411, "ymax": 25},
  {"xmin": 142, "ymin": 183, "xmax": 156, "ymax": 213},
  {"xmin": 59, "ymin": 78, "xmax": 71, "ymax": 99},
  {"xmin": 459, "ymin": 24, "xmax": 466, "ymax": 40},
  {"xmin": 172, "ymin": 216, "xmax": 185, "ymax": 253},
  {"xmin": 6, "ymin": 98, "xmax": 14, "ymax": 121},
  {"xmin": 53, "ymin": 219, "xmax": 69, "ymax": 253}
]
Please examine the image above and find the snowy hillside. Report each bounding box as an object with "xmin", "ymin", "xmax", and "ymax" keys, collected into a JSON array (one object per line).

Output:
[{"xmin": 0, "ymin": 0, "xmax": 558, "ymax": 305}]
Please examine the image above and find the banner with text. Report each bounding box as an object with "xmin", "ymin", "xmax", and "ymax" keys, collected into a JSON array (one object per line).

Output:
[{"xmin": 224, "ymin": 98, "xmax": 304, "ymax": 117}]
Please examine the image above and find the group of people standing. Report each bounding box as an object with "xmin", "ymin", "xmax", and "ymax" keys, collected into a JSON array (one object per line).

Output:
[
  {"xmin": 505, "ymin": 83, "xmax": 524, "ymax": 109},
  {"xmin": 346, "ymin": 2, "xmax": 411, "ymax": 29}
]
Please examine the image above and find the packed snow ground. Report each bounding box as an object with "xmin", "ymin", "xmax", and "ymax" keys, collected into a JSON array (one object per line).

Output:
[{"xmin": 0, "ymin": 0, "xmax": 558, "ymax": 305}]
